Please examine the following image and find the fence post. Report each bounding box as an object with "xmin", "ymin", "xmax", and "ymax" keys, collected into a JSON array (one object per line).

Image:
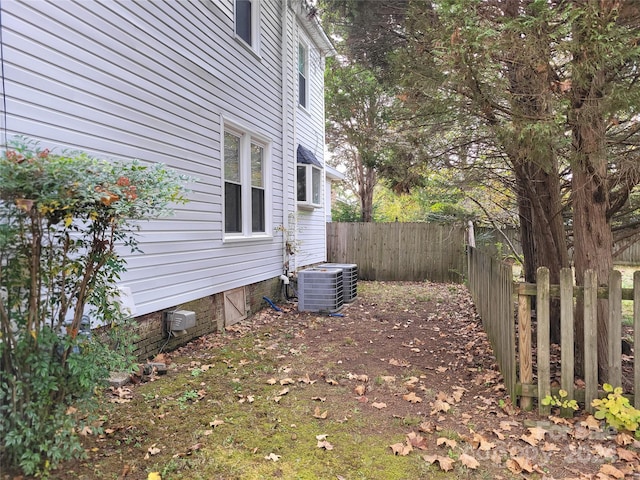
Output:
[
  {"xmin": 518, "ymin": 288, "xmax": 532, "ymax": 411},
  {"xmin": 608, "ymin": 270, "xmax": 622, "ymax": 389},
  {"xmin": 560, "ymin": 268, "xmax": 575, "ymax": 417},
  {"xmin": 537, "ymin": 267, "xmax": 551, "ymax": 416},
  {"xmin": 584, "ymin": 270, "xmax": 598, "ymax": 414}
]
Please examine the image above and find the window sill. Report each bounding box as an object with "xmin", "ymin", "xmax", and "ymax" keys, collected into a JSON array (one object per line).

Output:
[
  {"xmin": 235, "ymin": 36, "xmax": 261, "ymax": 60},
  {"xmin": 223, "ymin": 233, "xmax": 273, "ymax": 244},
  {"xmin": 297, "ymin": 202, "xmax": 320, "ymax": 211}
]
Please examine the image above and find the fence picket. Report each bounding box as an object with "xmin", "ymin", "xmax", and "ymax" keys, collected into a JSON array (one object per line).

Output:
[
  {"xmin": 559, "ymin": 268, "xmax": 575, "ymax": 417},
  {"xmin": 537, "ymin": 268, "xmax": 551, "ymax": 416},
  {"xmin": 608, "ymin": 270, "xmax": 622, "ymax": 389},
  {"xmin": 584, "ymin": 270, "xmax": 598, "ymax": 414},
  {"xmin": 518, "ymin": 289, "xmax": 532, "ymax": 411}
]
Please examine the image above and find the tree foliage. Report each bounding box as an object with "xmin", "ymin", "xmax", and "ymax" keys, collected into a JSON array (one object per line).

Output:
[
  {"xmin": 322, "ymin": 0, "xmax": 640, "ymax": 373},
  {"xmin": 0, "ymin": 138, "xmax": 189, "ymax": 475}
]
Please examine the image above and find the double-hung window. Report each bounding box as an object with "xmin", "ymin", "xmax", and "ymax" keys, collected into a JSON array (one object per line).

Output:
[
  {"xmin": 224, "ymin": 123, "xmax": 270, "ymax": 238},
  {"xmin": 235, "ymin": 0, "xmax": 259, "ymax": 49},
  {"xmin": 298, "ymin": 42, "xmax": 308, "ymax": 109}
]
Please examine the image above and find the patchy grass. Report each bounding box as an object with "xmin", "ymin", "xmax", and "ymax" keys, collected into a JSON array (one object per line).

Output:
[{"xmin": 39, "ymin": 281, "xmax": 634, "ymax": 480}]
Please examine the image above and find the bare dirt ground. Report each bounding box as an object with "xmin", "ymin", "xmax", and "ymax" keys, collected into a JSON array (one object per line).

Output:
[{"xmin": 9, "ymin": 281, "xmax": 640, "ymax": 480}]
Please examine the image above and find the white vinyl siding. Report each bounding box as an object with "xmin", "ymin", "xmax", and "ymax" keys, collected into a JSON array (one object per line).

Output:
[
  {"xmin": 0, "ymin": 0, "xmax": 285, "ymax": 314},
  {"xmin": 294, "ymin": 26, "xmax": 328, "ymax": 267}
]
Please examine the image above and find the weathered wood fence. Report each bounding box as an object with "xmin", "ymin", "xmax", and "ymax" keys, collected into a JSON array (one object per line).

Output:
[
  {"xmin": 467, "ymin": 246, "xmax": 517, "ymax": 401},
  {"xmin": 326, "ymin": 222, "xmax": 466, "ymax": 283},
  {"xmin": 468, "ymin": 246, "xmax": 640, "ymax": 414}
]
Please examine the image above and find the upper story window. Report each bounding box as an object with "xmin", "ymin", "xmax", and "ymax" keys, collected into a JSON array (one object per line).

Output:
[
  {"xmin": 223, "ymin": 122, "xmax": 271, "ymax": 238},
  {"xmin": 235, "ymin": 0, "xmax": 259, "ymax": 48},
  {"xmin": 298, "ymin": 42, "xmax": 308, "ymax": 108},
  {"xmin": 296, "ymin": 145, "xmax": 321, "ymax": 209}
]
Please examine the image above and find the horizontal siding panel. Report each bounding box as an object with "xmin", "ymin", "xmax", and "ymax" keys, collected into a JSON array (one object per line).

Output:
[{"xmin": 0, "ymin": 0, "xmax": 333, "ymax": 316}]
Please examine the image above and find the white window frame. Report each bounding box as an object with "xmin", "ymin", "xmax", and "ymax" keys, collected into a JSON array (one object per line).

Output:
[
  {"xmin": 222, "ymin": 119, "xmax": 271, "ymax": 240},
  {"xmin": 298, "ymin": 41, "xmax": 309, "ymax": 109},
  {"xmin": 234, "ymin": 0, "xmax": 260, "ymax": 52},
  {"xmin": 297, "ymin": 163, "xmax": 322, "ymax": 209}
]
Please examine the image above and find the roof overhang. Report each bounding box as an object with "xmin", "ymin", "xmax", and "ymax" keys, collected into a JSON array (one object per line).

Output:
[{"xmin": 291, "ymin": 0, "xmax": 336, "ymax": 57}]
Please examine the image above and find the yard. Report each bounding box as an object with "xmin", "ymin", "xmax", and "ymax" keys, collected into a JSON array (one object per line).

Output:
[{"xmin": 32, "ymin": 281, "xmax": 639, "ymax": 480}]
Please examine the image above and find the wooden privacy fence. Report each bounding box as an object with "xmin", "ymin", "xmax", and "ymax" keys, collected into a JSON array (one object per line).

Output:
[
  {"xmin": 326, "ymin": 222, "xmax": 466, "ymax": 283},
  {"xmin": 468, "ymin": 246, "xmax": 640, "ymax": 414}
]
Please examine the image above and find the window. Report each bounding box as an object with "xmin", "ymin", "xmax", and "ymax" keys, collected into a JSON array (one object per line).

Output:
[
  {"xmin": 298, "ymin": 42, "xmax": 308, "ymax": 108},
  {"xmin": 235, "ymin": 0, "xmax": 259, "ymax": 48},
  {"xmin": 223, "ymin": 123, "xmax": 270, "ymax": 237},
  {"xmin": 296, "ymin": 145, "xmax": 322, "ymax": 208}
]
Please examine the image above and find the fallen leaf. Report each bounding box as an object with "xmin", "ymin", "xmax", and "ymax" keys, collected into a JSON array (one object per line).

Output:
[
  {"xmin": 436, "ymin": 437, "xmax": 457, "ymax": 449},
  {"xmin": 313, "ymin": 407, "xmax": 328, "ymax": 419},
  {"xmin": 298, "ymin": 374, "xmax": 316, "ymax": 384},
  {"xmin": 616, "ymin": 432, "xmax": 634, "ymax": 446},
  {"xmin": 521, "ymin": 427, "xmax": 546, "ymax": 447},
  {"xmin": 390, "ymin": 442, "xmax": 413, "ymax": 456},
  {"xmin": 280, "ymin": 378, "xmax": 294, "ymax": 385},
  {"xmin": 418, "ymin": 421, "xmax": 433, "ymax": 433},
  {"xmin": 599, "ymin": 464, "xmax": 625, "ymax": 479},
  {"xmin": 354, "ymin": 385, "xmax": 366, "ymax": 396},
  {"xmin": 581, "ymin": 415, "xmax": 601, "ymax": 431},
  {"xmin": 403, "ymin": 392, "xmax": 422, "ymax": 404},
  {"xmin": 404, "ymin": 376, "xmax": 420, "ymax": 386},
  {"xmin": 499, "ymin": 420, "xmax": 516, "ymax": 431},
  {"xmin": 423, "ymin": 454, "xmax": 454, "ymax": 471},
  {"xmin": 266, "ymin": 378, "xmax": 277, "ymax": 385},
  {"xmin": 147, "ymin": 473, "xmax": 161, "ymax": 480},
  {"xmin": 147, "ymin": 445, "xmax": 161, "ymax": 456},
  {"xmin": 617, "ymin": 447, "xmax": 638, "ymax": 462},
  {"xmin": 209, "ymin": 419, "xmax": 224, "ymax": 428},
  {"xmin": 492, "ymin": 429, "xmax": 505, "ymax": 440},
  {"xmin": 407, "ymin": 431, "xmax": 428, "ymax": 450},
  {"xmin": 436, "ymin": 366, "xmax": 448, "ymax": 373},
  {"xmin": 371, "ymin": 402, "xmax": 387, "ymax": 409},
  {"xmin": 542, "ymin": 442, "xmax": 560, "ymax": 452},
  {"xmin": 326, "ymin": 378, "xmax": 339, "ymax": 386},
  {"xmin": 380, "ymin": 375, "xmax": 396, "ymax": 383},
  {"xmin": 278, "ymin": 387, "xmax": 290, "ymax": 396},
  {"xmin": 312, "ymin": 396, "xmax": 326, "ymax": 402},
  {"xmin": 430, "ymin": 399, "xmax": 449, "ymax": 414},
  {"xmin": 592, "ymin": 444, "xmax": 616, "ymax": 458},
  {"xmin": 459, "ymin": 453, "xmax": 479, "ymax": 469},
  {"xmin": 264, "ymin": 453, "xmax": 281, "ymax": 462},
  {"xmin": 389, "ymin": 358, "xmax": 411, "ymax": 367},
  {"xmin": 510, "ymin": 456, "xmax": 535, "ymax": 473},
  {"xmin": 317, "ymin": 440, "xmax": 334, "ymax": 450}
]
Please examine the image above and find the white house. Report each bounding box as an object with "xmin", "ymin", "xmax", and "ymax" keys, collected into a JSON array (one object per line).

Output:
[{"xmin": 0, "ymin": 0, "xmax": 335, "ymax": 356}]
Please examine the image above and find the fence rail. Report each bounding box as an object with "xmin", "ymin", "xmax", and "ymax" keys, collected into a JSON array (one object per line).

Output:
[
  {"xmin": 326, "ymin": 222, "xmax": 466, "ymax": 283},
  {"xmin": 468, "ymin": 246, "xmax": 640, "ymax": 413}
]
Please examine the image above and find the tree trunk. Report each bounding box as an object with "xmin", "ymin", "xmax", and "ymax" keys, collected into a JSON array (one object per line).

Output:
[
  {"xmin": 570, "ymin": 4, "xmax": 614, "ymax": 380},
  {"xmin": 503, "ymin": 0, "xmax": 570, "ymax": 342}
]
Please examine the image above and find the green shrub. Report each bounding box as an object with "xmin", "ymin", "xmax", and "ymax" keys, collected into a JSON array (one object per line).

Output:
[
  {"xmin": 0, "ymin": 138, "xmax": 189, "ymax": 475},
  {"xmin": 592, "ymin": 383, "xmax": 640, "ymax": 437}
]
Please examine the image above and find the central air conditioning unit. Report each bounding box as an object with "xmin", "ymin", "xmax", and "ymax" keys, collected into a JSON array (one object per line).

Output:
[
  {"xmin": 166, "ymin": 310, "xmax": 196, "ymax": 332},
  {"xmin": 318, "ymin": 263, "xmax": 358, "ymax": 303},
  {"xmin": 297, "ymin": 267, "xmax": 344, "ymax": 313}
]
